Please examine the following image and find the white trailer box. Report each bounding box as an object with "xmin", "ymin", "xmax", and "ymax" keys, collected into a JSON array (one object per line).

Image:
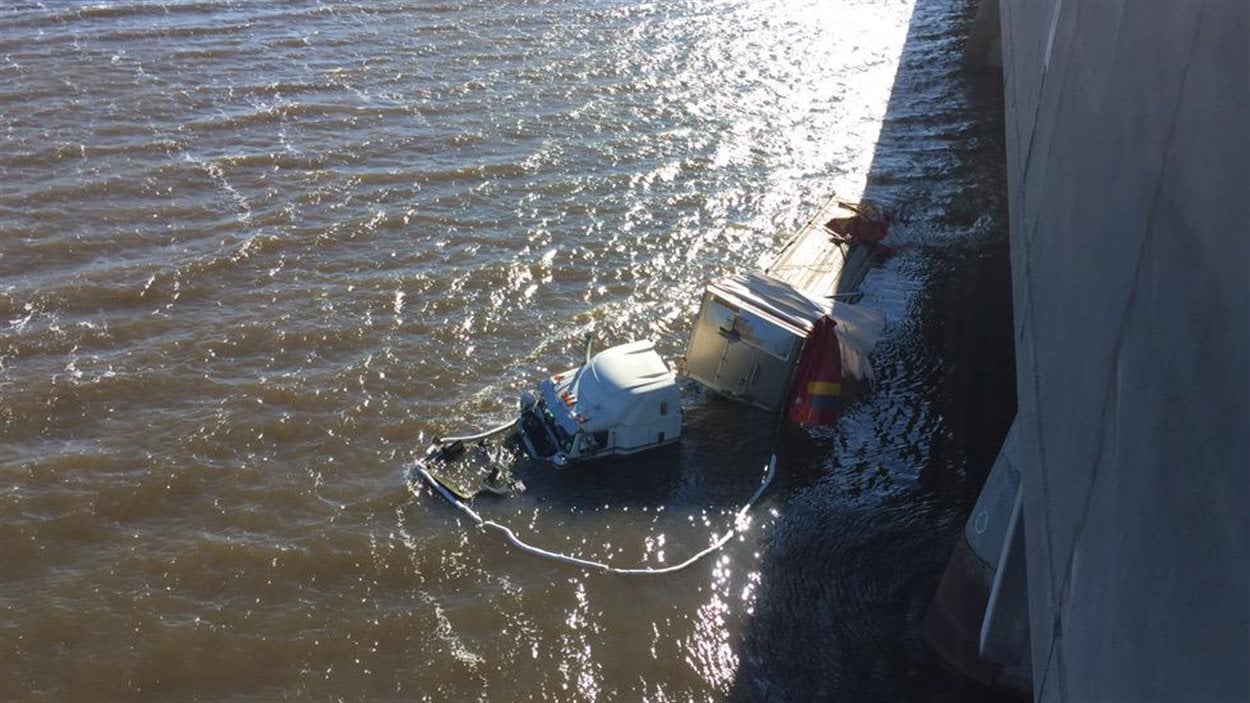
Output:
[{"xmin": 683, "ymin": 272, "xmax": 830, "ymax": 412}]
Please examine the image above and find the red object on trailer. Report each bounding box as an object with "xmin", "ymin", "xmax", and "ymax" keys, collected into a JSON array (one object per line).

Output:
[
  {"xmin": 786, "ymin": 315, "xmax": 844, "ymax": 427},
  {"xmin": 825, "ymin": 201, "xmax": 895, "ymax": 244}
]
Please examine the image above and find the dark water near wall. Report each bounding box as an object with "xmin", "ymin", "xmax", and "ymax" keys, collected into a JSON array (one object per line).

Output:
[{"xmin": 1, "ymin": 1, "xmax": 1014, "ymax": 701}]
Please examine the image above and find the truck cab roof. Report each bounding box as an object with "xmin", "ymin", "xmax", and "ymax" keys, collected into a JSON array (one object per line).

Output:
[{"xmin": 541, "ymin": 340, "xmax": 678, "ymax": 435}]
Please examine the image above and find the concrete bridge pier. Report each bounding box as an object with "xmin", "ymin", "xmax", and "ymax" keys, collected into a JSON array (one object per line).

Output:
[{"xmin": 926, "ymin": 1, "xmax": 1250, "ymax": 701}]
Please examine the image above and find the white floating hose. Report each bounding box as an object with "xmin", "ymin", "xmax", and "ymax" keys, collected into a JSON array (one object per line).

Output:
[
  {"xmin": 434, "ymin": 419, "xmax": 517, "ymax": 444},
  {"xmin": 411, "ymin": 455, "xmax": 777, "ymax": 575}
]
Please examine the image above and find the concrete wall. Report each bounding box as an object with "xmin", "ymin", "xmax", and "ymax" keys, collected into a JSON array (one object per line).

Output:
[{"xmin": 999, "ymin": 1, "xmax": 1249, "ymax": 700}]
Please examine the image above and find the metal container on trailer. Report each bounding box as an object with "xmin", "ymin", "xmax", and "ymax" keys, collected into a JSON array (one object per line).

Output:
[{"xmin": 683, "ymin": 272, "xmax": 829, "ymax": 412}]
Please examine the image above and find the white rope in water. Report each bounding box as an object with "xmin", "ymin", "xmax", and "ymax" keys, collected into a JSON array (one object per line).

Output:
[
  {"xmin": 412, "ymin": 455, "xmax": 777, "ymax": 575},
  {"xmin": 435, "ymin": 419, "xmax": 517, "ymax": 444}
]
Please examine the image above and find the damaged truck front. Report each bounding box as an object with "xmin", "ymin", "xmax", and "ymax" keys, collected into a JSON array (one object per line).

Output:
[{"xmin": 518, "ymin": 340, "xmax": 682, "ymax": 466}]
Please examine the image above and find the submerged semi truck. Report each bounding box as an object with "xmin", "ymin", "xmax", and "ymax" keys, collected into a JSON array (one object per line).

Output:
[{"xmin": 516, "ymin": 196, "xmax": 888, "ymax": 466}]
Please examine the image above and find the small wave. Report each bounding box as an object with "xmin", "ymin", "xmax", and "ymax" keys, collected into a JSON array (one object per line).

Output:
[
  {"xmin": 0, "ymin": 1, "xmax": 227, "ymax": 30},
  {"xmin": 73, "ymin": 137, "xmax": 189, "ymax": 161},
  {"xmin": 180, "ymin": 101, "xmax": 417, "ymax": 134},
  {"xmin": 415, "ymin": 160, "xmax": 532, "ymax": 185},
  {"xmin": 220, "ymin": 80, "xmax": 336, "ymax": 99},
  {"xmin": 92, "ymin": 22, "xmax": 255, "ymax": 43},
  {"xmin": 1, "ymin": 161, "xmax": 152, "ymax": 199},
  {"xmin": 73, "ymin": 1, "xmax": 235, "ymax": 22}
]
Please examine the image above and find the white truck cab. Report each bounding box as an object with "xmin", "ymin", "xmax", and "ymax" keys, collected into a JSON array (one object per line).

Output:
[{"xmin": 517, "ymin": 340, "xmax": 682, "ymax": 465}]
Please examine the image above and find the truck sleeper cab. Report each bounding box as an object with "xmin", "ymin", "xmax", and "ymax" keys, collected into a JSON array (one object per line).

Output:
[{"xmin": 517, "ymin": 340, "xmax": 681, "ymax": 466}]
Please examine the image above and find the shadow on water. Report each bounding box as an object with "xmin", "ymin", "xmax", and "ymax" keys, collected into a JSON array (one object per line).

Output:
[{"xmin": 726, "ymin": 0, "xmax": 1019, "ymax": 701}]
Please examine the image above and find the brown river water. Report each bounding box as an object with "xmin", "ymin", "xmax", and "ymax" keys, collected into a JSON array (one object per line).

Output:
[{"xmin": 1, "ymin": 1, "xmax": 1016, "ymax": 700}]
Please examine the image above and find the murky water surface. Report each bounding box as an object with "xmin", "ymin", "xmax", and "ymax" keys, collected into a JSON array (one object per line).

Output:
[{"xmin": 1, "ymin": 1, "xmax": 1014, "ymax": 700}]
